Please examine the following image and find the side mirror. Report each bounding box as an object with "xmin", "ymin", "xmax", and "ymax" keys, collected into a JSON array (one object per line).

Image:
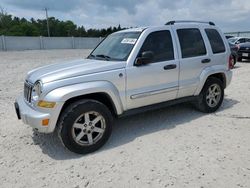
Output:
[{"xmin": 135, "ymin": 51, "xmax": 154, "ymax": 66}]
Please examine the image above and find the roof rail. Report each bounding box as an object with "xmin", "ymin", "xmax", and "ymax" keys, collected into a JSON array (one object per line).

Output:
[{"xmin": 165, "ymin": 20, "xmax": 215, "ymax": 26}]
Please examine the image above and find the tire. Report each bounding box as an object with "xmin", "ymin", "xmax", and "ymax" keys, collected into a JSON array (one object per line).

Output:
[
  {"xmin": 232, "ymin": 56, "xmax": 237, "ymax": 67},
  {"xmin": 195, "ymin": 77, "xmax": 224, "ymax": 113},
  {"xmin": 58, "ymin": 99, "xmax": 113, "ymax": 154}
]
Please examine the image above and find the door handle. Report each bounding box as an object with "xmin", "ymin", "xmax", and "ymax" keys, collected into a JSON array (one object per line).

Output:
[
  {"xmin": 163, "ymin": 64, "xmax": 177, "ymax": 70},
  {"xmin": 201, "ymin": 58, "xmax": 211, "ymax": 63}
]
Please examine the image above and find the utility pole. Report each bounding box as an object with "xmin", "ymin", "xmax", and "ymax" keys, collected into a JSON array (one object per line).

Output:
[{"xmin": 45, "ymin": 8, "xmax": 50, "ymax": 37}]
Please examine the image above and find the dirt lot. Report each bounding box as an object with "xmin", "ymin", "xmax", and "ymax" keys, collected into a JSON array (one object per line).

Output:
[{"xmin": 0, "ymin": 49, "xmax": 250, "ymax": 188}]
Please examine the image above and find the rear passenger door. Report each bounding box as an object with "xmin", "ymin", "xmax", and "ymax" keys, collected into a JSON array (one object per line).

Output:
[{"xmin": 174, "ymin": 27, "xmax": 210, "ymax": 98}]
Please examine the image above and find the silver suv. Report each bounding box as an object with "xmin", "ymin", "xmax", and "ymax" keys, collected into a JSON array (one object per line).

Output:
[{"xmin": 15, "ymin": 21, "xmax": 233, "ymax": 154}]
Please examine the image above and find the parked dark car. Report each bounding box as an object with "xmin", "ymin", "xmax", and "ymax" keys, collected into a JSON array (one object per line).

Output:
[
  {"xmin": 229, "ymin": 43, "xmax": 239, "ymax": 67},
  {"xmin": 237, "ymin": 42, "xmax": 250, "ymax": 61}
]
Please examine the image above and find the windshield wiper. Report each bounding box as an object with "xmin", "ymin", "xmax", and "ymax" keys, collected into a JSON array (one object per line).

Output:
[
  {"xmin": 87, "ymin": 54, "xmax": 95, "ymax": 59},
  {"xmin": 95, "ymin": 54, "xmax": 111, "ymax": 61},
  {"xmin": 87, "ymin": 54, "xmax": 114, "ymax": 61}
]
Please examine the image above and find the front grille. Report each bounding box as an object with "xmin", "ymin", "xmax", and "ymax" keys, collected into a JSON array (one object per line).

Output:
[{"xmin": 24, "ymin": 81, "xmax": 33, "ymax": 103}]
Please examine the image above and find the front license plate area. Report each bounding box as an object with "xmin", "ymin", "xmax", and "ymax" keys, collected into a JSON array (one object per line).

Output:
[{"xmin": 242, "ymin": 53, "xmax": 249, "ymax": 57}]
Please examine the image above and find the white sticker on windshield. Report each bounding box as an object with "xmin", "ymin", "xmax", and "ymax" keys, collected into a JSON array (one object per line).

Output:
[{"xmin": 121, "ymin": 38, "xmax": 137, "ymax": 44}]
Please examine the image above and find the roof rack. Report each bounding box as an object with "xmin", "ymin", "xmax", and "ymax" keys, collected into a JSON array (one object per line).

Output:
[{"xmin": 165, "ymin": 20, "xmax": 215, "ymax": 26}]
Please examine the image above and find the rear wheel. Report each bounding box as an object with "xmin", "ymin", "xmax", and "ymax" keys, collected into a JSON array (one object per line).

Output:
[
  {"xmin": 195, "ymin": 77, "xmax": 224, "ymax": 113},
  {"xmin": 58, "ymin": 100, "xmax": 113, "ymax": 154}
]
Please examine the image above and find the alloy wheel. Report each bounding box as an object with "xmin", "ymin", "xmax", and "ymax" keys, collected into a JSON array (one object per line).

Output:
[
  {"xmin": 206, "ymin": 83, "xmax": 222, "ymax": 108},
  {"xmin": 72, "ymin": 111, "xmax": 106, "ymax": 146}
]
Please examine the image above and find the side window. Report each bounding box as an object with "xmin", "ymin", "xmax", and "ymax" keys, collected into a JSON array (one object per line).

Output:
[
  {"xmin": 238, "ymin": 38, "xmax": 245, "ymax": 43},
  {"xmin": 177, "ymin": 28, "xmax": 206, "ymax": 58},
  {"xmin": 205, "ymin": 29, "xmax": 226, "ymax": 54},
  {"xmin": 139, "ymin": 30, "xmax": 174, "ymax": 63},
  {"xmin": 246, "ymin": 38, "xmax": 250, "ymax": 42}
]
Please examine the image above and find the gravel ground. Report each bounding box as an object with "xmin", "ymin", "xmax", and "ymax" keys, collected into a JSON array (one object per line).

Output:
[{"xmin": 0, "ymin": 49, "xmax": 250, "ymax": 188}]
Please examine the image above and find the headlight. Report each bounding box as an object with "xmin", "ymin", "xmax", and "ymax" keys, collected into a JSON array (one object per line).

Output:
[{"xmin": 31, "ymin": 81, "xmax": 43, "ymax": 102}]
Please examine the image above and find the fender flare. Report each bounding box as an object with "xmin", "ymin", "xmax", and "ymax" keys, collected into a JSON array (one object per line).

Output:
[
  {"xmin": 194, "ymin": 65, "xmax": 227, "ymax": 96},
  {"xmin": 43, "ymin": 81, "xmax": 124, "ymax": 115}
]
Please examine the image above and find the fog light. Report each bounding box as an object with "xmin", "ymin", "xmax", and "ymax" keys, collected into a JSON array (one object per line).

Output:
[
  {"xmin": 42, "ymin": 119, "xmax": 49, "ymax": 126},
  {"xmin": 38, "ymin": 101, "xmax": 56, "ymax": 108}
]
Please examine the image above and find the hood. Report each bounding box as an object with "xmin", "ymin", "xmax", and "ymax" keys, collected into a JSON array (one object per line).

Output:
[{"xmin": 26, "ymin": 58, "xmax": 125, "ymax": 84}]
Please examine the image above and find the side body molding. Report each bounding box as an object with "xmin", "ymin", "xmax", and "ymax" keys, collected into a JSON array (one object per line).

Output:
[{"xmin": 43, "ymin": 81, "xmax": 124, "ymax": 115}]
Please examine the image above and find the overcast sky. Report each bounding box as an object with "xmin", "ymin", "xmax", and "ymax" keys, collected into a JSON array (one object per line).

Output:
[{"xmin": 1, "ymin": 0, "xmax": 250, "ymax": 32}]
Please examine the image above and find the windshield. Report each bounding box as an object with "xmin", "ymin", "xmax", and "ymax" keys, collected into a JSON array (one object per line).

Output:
[
  {"xmin": 228, "ymin": 38, "xmax": 238, "ymax": 44},
  {"xmin": 88, "ymin": 32, "xmax": 141, "ymax": 61}
]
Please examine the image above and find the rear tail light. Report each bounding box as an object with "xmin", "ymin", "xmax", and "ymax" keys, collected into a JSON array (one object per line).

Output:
[{"xmin": 228, "ymin": 55, "xmax": 234, "ymax": 70}]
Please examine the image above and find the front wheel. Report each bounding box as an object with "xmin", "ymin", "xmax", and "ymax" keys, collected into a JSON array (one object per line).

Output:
[
  {"xmin": 195, "ymin": 77, "xmax": 224, "ymax": 113},
  {"xmin": 58, "ymin": 100, "xmax": 113, "ymax": 154}
]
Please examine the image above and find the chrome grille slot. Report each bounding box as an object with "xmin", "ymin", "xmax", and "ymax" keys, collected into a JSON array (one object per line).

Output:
[{"xmin": 24, "ymin": 81, "xmax": 33, "ymax": 103}]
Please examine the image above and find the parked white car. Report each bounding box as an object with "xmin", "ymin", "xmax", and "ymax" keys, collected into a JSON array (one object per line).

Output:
[
  {"xmin": 228, "ymin": 37, "xmax": 250, "ymax": 44},
  {"xmin": 15, "ymin": 21, "xmax": 233, "ymax": 154}
]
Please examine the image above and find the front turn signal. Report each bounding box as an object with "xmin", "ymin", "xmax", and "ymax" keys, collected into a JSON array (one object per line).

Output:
[
  {"xmin": 42, "ymin": 119, "xmax": 50, "ymax": 126},
  {"xmin": 38, "ymin": 101, "xmax": 56, "ymax": 108}
]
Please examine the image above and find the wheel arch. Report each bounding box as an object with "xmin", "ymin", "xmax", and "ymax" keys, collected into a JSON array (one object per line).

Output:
[
  {"xmin": 207, "ymin": 73, "xmax": 226, "ymax": 88},
  {"xmin": 194, "ymin": 67, "xmax": 227, "ymax": 96},
  {"xmin": 44, "ymin": 81, "xmax": 124, "ymax": 114},
  {"xmin": 60, "ymin": 92, "xmax": 118, "ymax": 117},
  {"xmin": 43, "ymin": 81, "xmax": 124, "ymax": 132}
]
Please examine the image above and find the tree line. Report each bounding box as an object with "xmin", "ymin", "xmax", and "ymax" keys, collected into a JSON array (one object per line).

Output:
[{"xmin": 0, "ymin": 8, "xmax": 125, "ymax": 37}]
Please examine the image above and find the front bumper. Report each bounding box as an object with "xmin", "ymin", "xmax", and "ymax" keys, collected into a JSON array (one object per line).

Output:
[
  {"xmin": 15, "ymin": 96, "xmax": 51, "ymax": 133},
  {"xmin": 238, "ymin": 51, "xmax": 250, "ymax": 59}
]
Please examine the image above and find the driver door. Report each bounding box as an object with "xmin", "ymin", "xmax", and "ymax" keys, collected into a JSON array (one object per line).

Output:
[{"xmin": 126, "ymin": 30, "xmax": 179, "ymax": 110}]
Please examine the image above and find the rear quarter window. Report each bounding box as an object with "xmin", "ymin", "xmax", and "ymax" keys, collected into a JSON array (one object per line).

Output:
[{"xmin": 205, "ymin": 29, "xmax": 226, "ymax": 54}]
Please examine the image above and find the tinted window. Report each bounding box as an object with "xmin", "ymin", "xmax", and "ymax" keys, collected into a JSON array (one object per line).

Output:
[
  {"xmin": 177, "ymin": 28, "xmax": 206, "ymax": 58},
  {"xmin": 205, "ymin": 29, "xmax": 226, "ymax": 54},
  {"xmin": 238, "ymin": 38, "xmax": 246, "ymax": 43},
  {"xmin": 139, "ymin": 30, "xmax": 174, "ymax": 63}
]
